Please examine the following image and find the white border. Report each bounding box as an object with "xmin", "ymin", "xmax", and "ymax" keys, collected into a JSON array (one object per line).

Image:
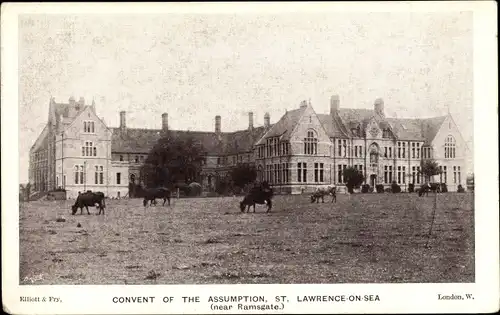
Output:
[{"xmin": 2, "ymin": 2, "xmax": 498, "ymax": 314}]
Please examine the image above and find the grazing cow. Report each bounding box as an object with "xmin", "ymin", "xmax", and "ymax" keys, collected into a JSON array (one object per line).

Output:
[
  {"xmin": 142, "ymin": 187, "xmax": 171, "ymax": 207},
  {"xmin": 71, "ymin": 191, "xmax": 106, "ymax": 215},
  {"xmin": 240, "ymin": 182, "xmax": 274, "ymax": 213},
  {"xmin": 310, "ymin": 186, "xmax": 337, "ymax": 203}
]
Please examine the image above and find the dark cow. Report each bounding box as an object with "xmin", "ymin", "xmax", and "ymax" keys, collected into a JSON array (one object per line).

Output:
[
  {"xmin": 310, "ymin": 186, "xmax": 337, "ymax": 203},
  {"xmin": 142, "ymin": 187, "xmax": 171, "ymax": 207},
  {"xmin": 71, "ymin": 191, "xmax": 106, "ymax": 215},
  {"xmin": 240, "ymin": 182, "xmax": 274, "ymax": 213},
  {"xmin": 418, "ymin": 183, "xmax": 441, "ymax": 197}
]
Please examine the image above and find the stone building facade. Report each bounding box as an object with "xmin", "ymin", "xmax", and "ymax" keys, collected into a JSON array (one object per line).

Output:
[{"xmin": 29, "ymin": 95, "xmax": 468, "ymax": 198}]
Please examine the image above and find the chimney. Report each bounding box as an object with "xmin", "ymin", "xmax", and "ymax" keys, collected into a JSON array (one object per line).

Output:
[
  {"xmin": 248, "ymin": 112, "xmax": 254, "ymax": 130},
  {"xmin": 374, "ymin": 98, "xmax": 384, "ymax": 117},
  {"xmin": 299, "ymin": 100, "xmax": 308, "ymax": 109},
  {"xmin": 264, "ymin": 112, "xmax": 270, "ymax": 128},
  {"xmin": 162, "ymin": 113, "xmax": 168, "ymax": 131},
  {"xmin": 78, "ymin": 97, "xmax": 85, "ymax": 106},
  {"xmin": 120, "ymin": 111, "xmax": 126, "ymax": 129},
  {"xmin": 330, "ymin": 94, "xmax": 340, "ymax": 114},
  {"xmin": 215, "ymin": 115, "xmax": 221, "ymax": 133},
  {"xmin": 69, "ymin": 96, "xmax": 76, "ymax": 106},
  {"xmin": 90, "ymin": 99, "xmax": 96, "ymax": 112}
]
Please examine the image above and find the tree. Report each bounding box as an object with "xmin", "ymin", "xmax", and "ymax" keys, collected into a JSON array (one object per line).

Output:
[
  {"xmin": 231, "ymin": 163, "xmax": 257, "ymax": 189},
  {"xmin": 419, "ymin": 159, "xmax": 441, "ymax": 183},
  {"xmin": 343, "ymin": 167, "xmax": 364, "ymax": 194},
  {"xmin": 141, "ymin": 132, "xmax": 205, "ymax": 188}
]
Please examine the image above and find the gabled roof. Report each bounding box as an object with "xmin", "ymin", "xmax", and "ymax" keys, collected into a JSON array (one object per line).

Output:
[
  {"xmin": 317, "ymin": 114, "xmax": 346, "ymax": 138},
  {"xmin": 256, "ymin": 107, "xmax": 305, "ymax": 145},
  {"xmin": 420, "ymin": 116, "xmax": 447, "ymax": 144},
  {"xmin": 30, "ymin": 125, "xmax": 49, "ymax": 153}
]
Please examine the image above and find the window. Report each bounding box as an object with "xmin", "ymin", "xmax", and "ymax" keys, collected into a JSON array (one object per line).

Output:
[
  {"xmin": 304, "ymin": 131, "xmax": 318, "ymax": 155},
  {"xmin": 383, "ymin": 129, "xmax": 391, "ymax": 138},
  {"xmin": 402, "ymin": 166, "xmax": 406, "ymax": 184},
  {"xmin": 320, "ymin": 163, "xmax": 324, "ymax": 182},
  {"xmin": 416, "ymin": 166, "xmax": 421, "ymax": 184},
  {"xmin": 389, "ymin": 147, "xmax": 392, "ymax": 158},
  {"xmin": 389, "ymin": 166, "xmax": 393, "ymax": 183},
  {"xmin": 458, "ymin": 166, "xmax": 461, "ymax": 184},
  {"xmin": 384, "ymin": 166, "xmax": 388, "ymax": 183},
  {"xmin": 83, "ymin": 121, "xmax": 95, "ymax": 133},
  {"xmin": 343, "ymin": 140, "xmax": 347, "ymax": 157},
  {"xmin": 439, "ymin": 166, "xmax": 443, "ymax": 182},
  {"xmin": 95, "ymin": 166, "xmax": 104, "ymax": 184},
  {"xmin": 453, "ymin": 166, "xmax": 457, "ymax": 183},
  {"xmin": 402, "ymin": 142, "xmax": 406, "ymax": 158},
  {"xmin": 397, "ymin": 166, "xmax": 401, "ymax": 184},
  {"xmin": 82, "ymin": 141, "xmax": 96, "ymax": 156},
  {"xmin": 397, "ymin": 142, "xmax": 401, "ymax": 158},
  {"xmin": 445, "ymin": 135, "xmax": 456, "ymax": 159},
  {"xmin": 354, "ymin": 146, "xmax": 358, "ymax": 157},
  {"xmin": 416, "ymin": 143, "xmax": 421, "ymax": 159},
  {"xmin": 384, "ymin": 147, "xmax": 388, "ymax": 158},
  {"xmin": 412, "ymin": 166, "xmax": 416, "ymax": 184},
  {"xmin": 338, "ymin": 140, "xmax": 342, "ymax": 157},
  {"xmin": 443, "ymin": 166, "xmax": 447, "ymax": 183},
  {"xmin": 298, "ymin": 163, "xmax": 302, "ymax": 182},
  {"xmin": 412, "ymin": 143, "xmax": 415, "ymax": 158},
  {"xmin": 338, "ymin": 165, "xmax": 342, "ymax": 184},
  {"xmin": 314, "ymin": 163, "xmax": 319, "ymax": 182},
  {"xmin": 135, "ymin": 156, "xmax": 139, "ymax": 163},
  {"xmin": 117, "ymin": 172, "xmax": 121, "ymax": 185},
  {"xmin": 120, "ymin": 155, "xmax": 124, "ymax": 161},
  {"xmin": 99, "ymin": 166, "xmax": 104, "ymax": 184},
  {"xmin": 358, "ymin": 145, "xmax": 363, "ymax": 157}
]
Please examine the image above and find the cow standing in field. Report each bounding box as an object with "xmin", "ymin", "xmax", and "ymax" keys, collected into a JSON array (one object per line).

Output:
[
  {"xmin": 143, "ymin": 187, "xmax": 171, "ymax": 207},
  {"xmin": 71, "ymin": 191, "xmax": 106, "ymax": 215},
  {"xmin": 240, "ymin": 182, "xmax": 274, "ymax": 213},
  {"xmin": 418, "ymin": 183, "xmax": 441, "ymax": 197},
  {"xmin": 310, "ymin": 186, "xmax": 337, "ymax": 203}
]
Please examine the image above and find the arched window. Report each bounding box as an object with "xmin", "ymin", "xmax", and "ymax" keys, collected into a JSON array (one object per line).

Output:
[
  {"xmin": 303, "ymin": 130, "xmax": 318, "ymax": 155},
  {"xmin": 444, "ymin": 135, "xmax": 456, "ymax": 159}
]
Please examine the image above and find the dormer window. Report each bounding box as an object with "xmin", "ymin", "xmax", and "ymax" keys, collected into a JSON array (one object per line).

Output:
[
  {"xmin": 382, "ymin": 129, "xmax": 391, "ymax": 138},
  {"xmin": 84, "ymin": 121, "xmax": 95, "ymax": 133}
]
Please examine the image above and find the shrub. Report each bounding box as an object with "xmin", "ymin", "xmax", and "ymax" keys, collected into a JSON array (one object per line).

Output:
[
  {"xmin": 408, "ymin": 183, "xmax": 415, "ymax": 193},
  {"xmin": 368, "ymin": 187, "xmax": 374, "ymax": 193},
  {"xmin": 385, "ymin": 188, "xmax": 392, "ymax": 193},
  {"xmin": 440, "ymin": 183, "xmax": 448, "ymax": 193},
  {"xmin": 457, "ymin": 184, "xmax": 465, "ymax": 193},
  {"xmin": 375, "ymin": 184, "xmax": 385, "ymax": 193},
  {"xmin": 361, "ymin": 184, "xmax": 370, "ymax": 193},
  {"xmin": 391, "ymin": 181, "xmax": 401, "ymax": 193}
]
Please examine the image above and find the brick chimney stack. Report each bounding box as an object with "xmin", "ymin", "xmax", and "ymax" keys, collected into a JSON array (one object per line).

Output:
[
  {"xmin": 215, "ymin": 115, "xmax": 221, "ymax": 133},
  {"xmin": 120, "ymin": 111, "xmax": 126, "ymax": 129},
  {"xmin": 248, "ymin": 112, "xmax": 254, "ymax": 130},
  {"xmin": 330, "ymin": 95, "xmax": 340, "ymax": 115},
  {"xmin": 162, "ymin": 113, "xmax": 168, "ymax": 131},
  {"xmin": 264, "ymin": 112, "xmax": 270, "ymax": 128}
]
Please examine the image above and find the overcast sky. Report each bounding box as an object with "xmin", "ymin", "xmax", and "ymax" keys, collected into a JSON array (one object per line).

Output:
[{"xmin": 18, "ymin": 12, "xmax": 474, "ymax": 183}]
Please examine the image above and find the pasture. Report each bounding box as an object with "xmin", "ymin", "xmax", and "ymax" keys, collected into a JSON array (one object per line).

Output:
[{"xmin": 19, "ymin": 193, "xmax": 474, "ymax": 284}]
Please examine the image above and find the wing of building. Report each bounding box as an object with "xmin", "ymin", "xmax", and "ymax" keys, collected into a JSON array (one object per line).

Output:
[{"xmin": 29, "ymin": 95, "xmax": 469, "ymax": 198}]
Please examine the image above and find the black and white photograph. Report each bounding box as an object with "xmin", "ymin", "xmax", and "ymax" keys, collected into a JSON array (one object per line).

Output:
[{"xmin": 2, "ymin": 2, "xmax": 498, "ymax": 314}]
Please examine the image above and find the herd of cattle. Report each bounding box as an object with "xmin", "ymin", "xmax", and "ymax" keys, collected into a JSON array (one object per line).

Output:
[{"xmin": 70, "ymin": 182, "xmax": 441, "ymax": 215}]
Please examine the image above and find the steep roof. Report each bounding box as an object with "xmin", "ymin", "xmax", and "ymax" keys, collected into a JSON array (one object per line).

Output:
[
  {"xmin": 256, "ymin": 107, "xmax": 305, "ymax": 144},
  {"xmin": 317, "ymin": 114, "xmax": 346, "ymax": 138},
  {"xmin": 222, "ymin": 126, "xmax": 269, "ymax": 155},
  {"xmin": 30, "ymin": 125, "xmax": 49, "ymax": 153},
  {"xmin": 386, "ymin": 118, "xmax": 426, "ymax": 141},
  {"xmin": 420, "ymin": 116, "xmax": 447, "ymax": 144}
]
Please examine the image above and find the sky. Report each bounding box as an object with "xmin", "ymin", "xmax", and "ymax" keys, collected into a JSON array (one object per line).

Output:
[{"xmin": 18, "ymin": 12, "xmax": 474, "ymax": 183}]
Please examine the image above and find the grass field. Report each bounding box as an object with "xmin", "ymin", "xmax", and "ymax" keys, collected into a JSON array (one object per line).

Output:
[{"xmin": 19, "ymin": 192, "xmax": 474, "ymax": 284}]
